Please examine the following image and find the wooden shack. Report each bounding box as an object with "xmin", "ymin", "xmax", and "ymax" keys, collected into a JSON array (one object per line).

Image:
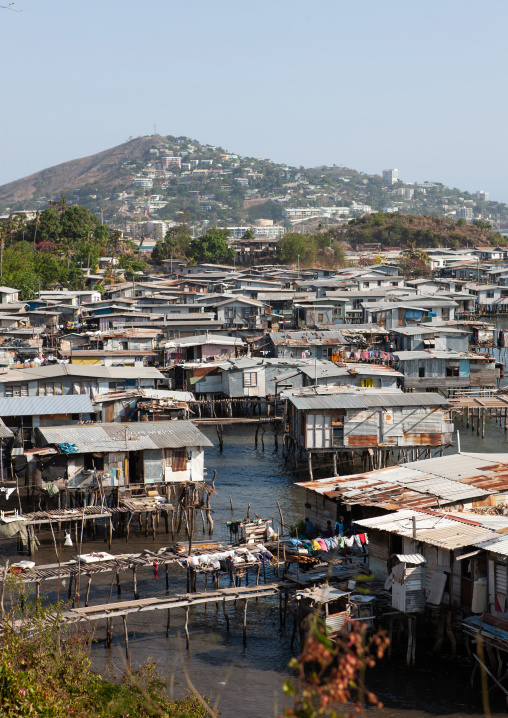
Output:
[{"xmin": 284, "ymin": 386, "xmax": 453, "ymax": 475}]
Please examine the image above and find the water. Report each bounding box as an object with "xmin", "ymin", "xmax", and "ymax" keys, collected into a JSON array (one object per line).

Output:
[{"xmin": 6, "ymin": 422, "xmax": 508, "ymax": 717}]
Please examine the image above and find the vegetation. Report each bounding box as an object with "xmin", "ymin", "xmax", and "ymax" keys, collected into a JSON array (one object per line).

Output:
[
  {"xmin": 188, "ymin": 227, "xmax": 236, "ymax": 264},
  {"xmin": 339, "ymin": 212, "xmax": 506, "ymax": 250},
  {"xmin": 0, "ymin": 200, "xmax": 146, "ymax": 298},
  {"xmin": 0, "ymin": 569, "xmax": 389, "ymax": 718},
  {"xmin": 151, "ymin": 224, "xmax": 192, "ymax": 265},
  {"xmin": 283, "ymin": 613, "xmax": 389, "ymax": 718},
  {"xmin": 3, "ymin": 134, "xmax": 508, "ymax": 232},
  {"xmin": 278, "ymin": 232, "xmax": 346, "ymax": 268},
  {"xmin": 0, "ymin": 578, "xmax": 213, "ymax": 717}
]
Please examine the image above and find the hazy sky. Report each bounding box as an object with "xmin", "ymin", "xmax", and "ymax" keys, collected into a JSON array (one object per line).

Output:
[{"xmin": 1, "ymin": 0, "xmax": 507, "ymax": 199}]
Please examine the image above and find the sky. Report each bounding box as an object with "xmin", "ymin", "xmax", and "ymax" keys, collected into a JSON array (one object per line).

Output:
[{"xmin": 1, "ymin": 0, "xmax": 507, "ymax": 200}]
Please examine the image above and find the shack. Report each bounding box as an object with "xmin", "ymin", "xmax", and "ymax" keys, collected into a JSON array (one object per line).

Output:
[
  {"xmin": 34, "ymin": 421, "xmax": 213, "ymax": 489},
  {"xmin": 395, "ymin": 351, "xmax": 500, "ymax": 391},
  {"xmin": 284, "ymin": 386, "xmax": 453, "ymax": 475},
  {"xmin": 296, "ymin": 452, "xmax": 508, "ymax": 539},
  {"xmin": 355, "ymin": 509, "xmax": 499, "ymax": 613}
]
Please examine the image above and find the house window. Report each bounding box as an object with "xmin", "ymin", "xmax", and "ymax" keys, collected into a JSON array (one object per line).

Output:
[
  {"xmin": 486, "ymin": 291, "xmax": 494, "ymax": 299},
  {"xmin": 109, "ymin": 381, "xmax": 126, "ymax": 392},
  {"xmin": 419, "ymin": 367, "xmax": 425, "ymax": 378},
  {"xmin": 5, "ymin": 383, "xmax": 28, "ymax": 397},
  {"xmin": 38, "ymin": 382, "xmax": 63, "ymax": 396},
  {"xmin": 318, "ymin": 313, "xmax": 324, "ymax": 323},
  {"xmin": 243, "ymin": 372, "xmax": 258, "ymax": 387},
  {"xmin": 172, "ymin": 448, "xmax": 187, "ymax": 472},
  {"xmin": 446, "ymin": 361, "xmax": 460, "ymax": 377}
]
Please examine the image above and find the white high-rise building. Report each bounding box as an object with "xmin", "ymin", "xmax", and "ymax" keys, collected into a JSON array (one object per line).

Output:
[
  {"xmin": 476, "ymin": 190, "xmax": 489, "ymax": 201},
  {"xmin": 457, "ymin": 207, "xmax": 473, "ymax": 221},
  {"xmin": 382, "ymin": 168, "xmax": 398, "ymax": 185}
]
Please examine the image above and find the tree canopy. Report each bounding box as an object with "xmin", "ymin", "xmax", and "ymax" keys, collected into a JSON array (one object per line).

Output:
[
  {"xmin": 188, "ymin": 227, "xmax": 236, "ymax": 264},
  {"xmin": 277, "ymin": 232, "xmax": 346, "ymax": 268},
  {"xmin": 151, "ymin": 224, "xmax": 192, "ymax": 264}
]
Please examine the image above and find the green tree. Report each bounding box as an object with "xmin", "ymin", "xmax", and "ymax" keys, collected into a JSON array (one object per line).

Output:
[
  {"xmin": 189, "ymin": 227, "xmax": 235, "ymax": 264},
  {"xmin": 152, "ymin": 224, "xmax": 192, "ymax": 264},
  {"xmin": 278, "ymin": 232, "xmax": 317, "ymax": 264}
]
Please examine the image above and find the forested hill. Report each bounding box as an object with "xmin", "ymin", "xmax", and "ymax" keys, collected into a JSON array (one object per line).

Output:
[
  {"xmin": 338, "ymin": 213, "xmax": 504, "ymax": 249},
  {"xmin": 1, "ymin": 134, "xmax": 507, "ymax": 228}
]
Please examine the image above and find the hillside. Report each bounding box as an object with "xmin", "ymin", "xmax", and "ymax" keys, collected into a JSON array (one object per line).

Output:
[
  {"xmin": 338, "ymin": 213, "xmax": 504, "ymax": 249},
  {"xmin": 1, "ymin": 134, "xmax": 507, "ymax": 235},
  {"xmin": 0, "ymin": 136, "xmax": 158, "ymax": 204}
]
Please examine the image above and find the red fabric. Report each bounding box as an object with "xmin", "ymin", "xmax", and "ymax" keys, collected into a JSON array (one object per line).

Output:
[{"xmin": 153, "ymin": 560, "xmax": 158, "ymax": 579}]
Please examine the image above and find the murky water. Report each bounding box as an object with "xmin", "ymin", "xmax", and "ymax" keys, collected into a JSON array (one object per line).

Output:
[{"xmin": 5, "ymin": 421, "xmax": 508, "ymax": 717}]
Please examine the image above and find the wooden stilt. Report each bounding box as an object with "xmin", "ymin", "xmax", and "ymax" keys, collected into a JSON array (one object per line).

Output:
[
  {"xmin": 222, "ymin": 597, "xmax": 230, "ymax": 631},
  {"xmin": 123, "ymin": 615, "xmax": 130, "ymax": 664},
  {"xmin": 85, "ymin": 575, "xmax": 92, "ymax": 607},
  {"xmin": 243, "ymin": 598, "xmax": 248, "ymax": 646},
  {"xmin": 184, "ymin": 605, "xmax": 190, "ymax": 649}
]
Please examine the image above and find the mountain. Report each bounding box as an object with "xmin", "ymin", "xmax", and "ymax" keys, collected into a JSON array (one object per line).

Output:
[
  {"xmin": 0, "ymin": 136, "xmax": 158, "ymax": 205},
  {"xmin": 1, "ymin": 135, "xmax": 507, "ymax": 230}
]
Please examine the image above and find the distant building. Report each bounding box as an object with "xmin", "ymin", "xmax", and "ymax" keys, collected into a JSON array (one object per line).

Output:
[
  {"xmin": 404, "ymin": 188, "xmax": 414, "ymax": 200},
  {"xmin": 382, "ymin": 168, "xmax": 398, "ymax": 185},
  {"xmin": 476, "ymin": 190, "xmax": 489, "ymax": 201},
  {"xmin": 132, "ymin": 177, "xmax": 153, "ymax": 190},
  {"xmin": 160, "ymin": 157, "xmax": 181, "ymax": 170},
  {"xmin": 226, "ymin": 226, "xmax": 285, "ymax": 239},
  {"xmin": 457, "ymin": 207, "xmax": 473, "ymax": 221}
]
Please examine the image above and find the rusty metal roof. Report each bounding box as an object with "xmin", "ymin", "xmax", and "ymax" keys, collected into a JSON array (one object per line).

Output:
[{"xmin": 296, "ymin": 452, "xmax": 508, "ymax": 509}]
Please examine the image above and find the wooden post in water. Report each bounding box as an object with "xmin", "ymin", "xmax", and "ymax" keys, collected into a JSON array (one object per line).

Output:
[
  {"xmin": 243, "ymin": 598, "xmax": 248, "ymax": 646},
  {"xmin": 123, "ymin": 615, "xmax": 130, "ymax": 664},
  {"xmin": 85, "ymin": 575, "xmax": 92, "ymax": 607},
  {"xmin": 132, "ymin": 567, "xmax": 138, "ymax": 600},
  {"xmin": 184, "ymin": 605, "xmax": 190, "ymax": 649},
  {"xmin": 222, "ymin": 597, "xmax": 230, "ymax": 631}
]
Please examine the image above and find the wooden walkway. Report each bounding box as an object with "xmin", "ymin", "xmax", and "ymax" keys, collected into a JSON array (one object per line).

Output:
[
  {"xmin": 450, "ymin": 396, "xmax": 508, "ymax": 409},
  {"xmin": 61, "ymin": 583, "xmax": 280, "ymax": 623}
]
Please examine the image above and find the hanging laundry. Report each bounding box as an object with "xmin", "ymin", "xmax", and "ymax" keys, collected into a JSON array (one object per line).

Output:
[{"xmin": 354, "ymin": 535, "xmax": 363, "ymax": 548}]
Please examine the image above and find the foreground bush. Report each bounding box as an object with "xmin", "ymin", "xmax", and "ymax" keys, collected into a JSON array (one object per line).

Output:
[{"xmin": 0, "ymin": 593, "xmax": 213, "ymax": 718}]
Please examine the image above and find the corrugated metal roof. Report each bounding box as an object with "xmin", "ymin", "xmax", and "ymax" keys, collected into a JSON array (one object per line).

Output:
[
  {"xmin": 296, "ymin": 452, "xmax": 508, "ymax": 509},
  {"xmin": 37, "ymin": 421, "xmax": 213, "ymax": 453},
  {"xmin": 355, "ymin": 509, "xmax": 496, "ymax": 550},
  {"xmin": 474, "ymin": 535, "xmax": 508, "ymax": 555},
  {"xmin": 298, "ymin": 363, "xmax": 403, "ymax": 379},
  {"xmin": 0, "ymin": 364, "xmax": 165, "ymax": 382},
  {"xmin": 0, "ymin": 394, "xmax": 94, "ymax": 417},
  {"xmin": 288, "ymin": 391, "xmax": 449, "ymax": 410},
  {"xmin": 394, "ymin": 554, "xmax": 426, "ymax": 564}
]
